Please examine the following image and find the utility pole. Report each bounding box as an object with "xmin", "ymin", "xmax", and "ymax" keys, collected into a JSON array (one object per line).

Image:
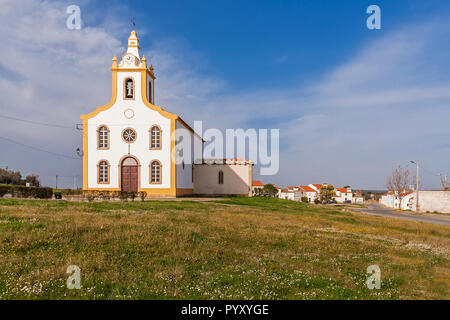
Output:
[
  {"xmin": 56, "ymin": 174, "xmax": 58, "ymax": 190},
  {"xmin": 440, "ymin": 174, "xmax": 449, "ymax": 190},
  {"xmin": 410, "ymin": 161, "xmax": 419, "ymax": 212}
]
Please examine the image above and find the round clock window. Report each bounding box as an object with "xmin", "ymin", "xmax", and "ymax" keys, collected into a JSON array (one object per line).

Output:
[{"xmin": 124, "ymin": 108, "xmax": 134, "ymax": 119}]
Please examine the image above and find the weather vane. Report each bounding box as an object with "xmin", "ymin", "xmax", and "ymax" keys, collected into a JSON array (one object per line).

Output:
[{"xmin": 132, "ymin": 17, "xmax": 136, "ymax": 28}]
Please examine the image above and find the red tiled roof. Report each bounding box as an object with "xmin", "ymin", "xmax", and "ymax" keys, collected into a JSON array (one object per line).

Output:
[
  {"xmin": 252, "ymin": 180, "xmax": 264, "ymax": 187},
  {"xmin": 312, "ymin": 184, "xmax": 322, "ymax": 188},
  {"xmin": 336, "ymin": 188, "xmax": 348, "ymax": 193},
  {"xmin": 299, "ymin": 186, "xmax": 316, "ymax": 192}
]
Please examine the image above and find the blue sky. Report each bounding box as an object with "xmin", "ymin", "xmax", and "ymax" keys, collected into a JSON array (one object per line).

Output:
[{"xmin": 1, "ymin": 0, "xmax": 450, "ymax": 189}]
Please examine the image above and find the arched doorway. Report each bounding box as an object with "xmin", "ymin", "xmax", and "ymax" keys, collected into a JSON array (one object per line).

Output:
[{"xmin": 121, "ymin": 156, "xmax": 138, "ymax": 192}]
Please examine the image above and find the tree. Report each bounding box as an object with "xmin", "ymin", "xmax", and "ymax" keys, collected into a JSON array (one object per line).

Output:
[
  {"xmin": 25, "ymin": 174, "xmax": 40, "ymax": 187},
  {"xmin": 253, "ymin": 187, "xmax": 263, "ymax": 197},
  {"xmin": 261, "ymin": 184, "xmax": 278, "ymax": 197},
  {"xmin": 386, "ymin": 166, "xmax": 412, "ymax": 210},
  {"xmin": 319, "ymin": 184, "xmax": 335, "ymax": 204},
  {"xmin": 0, "ymin": 168, "xmax": 21, "ymax": 185}
]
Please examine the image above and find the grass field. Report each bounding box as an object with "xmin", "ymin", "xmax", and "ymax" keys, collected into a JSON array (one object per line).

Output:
[{"xmin": 0, "ymin": 197, "xmax": 448, "ymax": 299}]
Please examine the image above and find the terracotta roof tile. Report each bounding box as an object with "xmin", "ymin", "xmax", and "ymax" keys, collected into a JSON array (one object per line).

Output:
[{"xmin": 252, "ymin": 180, "xmax": 264, "ymax": 187}]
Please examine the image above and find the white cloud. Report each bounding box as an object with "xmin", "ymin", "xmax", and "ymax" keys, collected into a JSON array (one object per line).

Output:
[{"xmin": 0, "ymin": 0, "xmax": 449, "ymax": 190}]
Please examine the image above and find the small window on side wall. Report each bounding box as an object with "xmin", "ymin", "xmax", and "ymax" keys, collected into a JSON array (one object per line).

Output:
[
  {"xmin": 218, "ymin": 170, "xmax": 224, "ymax": 185},
  {"xmin": 124, "ymin": 78, "xmax": 134, "ymax": 99}
]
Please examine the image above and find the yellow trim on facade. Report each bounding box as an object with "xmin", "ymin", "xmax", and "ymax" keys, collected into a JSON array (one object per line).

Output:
[
  {"xmin": 170, "ymin": 118, "xmax": 177, "ymax": 195},
  {"xmin": 80, "ymin": 64, "xmax": 202, "ymax": 196},
  {"xmin": 139, "ymin": 188, "xmax": 176, "ymax": 196},
  {"xmin": 176, "ymin": 188, "xmax": 194, "ymax": 196},
  {"xmin": 83, "ymin": 118, "xmax": 88, "ymax": 190},
  {"xmin": 84, "ymin": 188, "xmax": 121, "ymax": 191},
  {"xmin": 80, "ymin": 70, "xmax": 118, "ymax": 120}
]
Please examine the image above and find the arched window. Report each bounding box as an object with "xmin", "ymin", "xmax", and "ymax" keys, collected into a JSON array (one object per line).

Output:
[
  {"xmin": 124, "ymin": 78, "xmax": 134, "ymax": 99},
  {"xmin": 150, "ymin": 125, "xmax": 161, "ymax": 149},
  {"xmin": 150, "ymin": 160, "xmax": 161, "ymax": 184},
  {"xmin": 149, "ymin": 81, "xmax": 152, "ymax": 103},
  {"xmin": 97, "ymin": 125, "xmax": 109, "ymax": 149},
  {"xmin": 218, "ymin": 170, "xmax": 224, "ymax": 185},
  {"xmin": 97, "ymin": 160, "xmax": 110, "ymax": 184}
]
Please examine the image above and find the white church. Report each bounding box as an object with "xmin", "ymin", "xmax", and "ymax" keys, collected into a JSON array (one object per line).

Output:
[{"xmin": 80, "ymin": 30, "xmax": 253, "ymax": 197}]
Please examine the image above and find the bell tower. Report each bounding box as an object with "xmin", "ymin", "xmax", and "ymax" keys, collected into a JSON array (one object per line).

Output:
[
  {"xmin": 115, "ymin": 30, "xmax": 156, "ymax": 105},
  {"xmin": 127, "ymin": 30, "xmax": 140, "ymax": 58}
]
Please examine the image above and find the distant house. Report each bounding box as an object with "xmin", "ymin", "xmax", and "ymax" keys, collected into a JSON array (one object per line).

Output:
[
  {"xmin": 309, "ymin": 184, "xmax": 323, "ymax": 192},
  {"xmin": 380, "ymin": 191, "xmax": 414, "ymax": 210},
  {"xmin": 280, "ymin": 188, "xmax": 295, "ymax": 200},
  {"xmin": 352, "ymin": 190, "xmax": 364, "ymax": 204},
  {"xmin": 274, "ymin": 186, "xmax": 281, "ymax": 198},
  {"xmin": 252, "ymin": 180, "xmax": 265, "ymax": 195},
  {"xmin": 294, "ymin": 186, "xmax": 318, "ymax": 202},
  {"xmin": 334, "ymin": 187, "xmax": 353, "ymax": 203},
  {"xmin": 252, "ymin": 181, "xmax": 281, "ymax": 198}
]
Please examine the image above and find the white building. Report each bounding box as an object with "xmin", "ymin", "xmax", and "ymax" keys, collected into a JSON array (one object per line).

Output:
[
  {"xmin": 334, "ymin": 187, "xmax": 353, "ymax": 203},
  {"xmin": 352, "ymin": 196, "xmax": 364, "ymax": 204},
  {"xmin": 80, "ymin": 30, "xmax": 252, "ymax": 197},
  {"xmin": 280, "ymin": 188, "xmax": 295, "ymax": 200},
  {"xmin": 294, "ymin": 186, "xmax": 318, "ymax": 203},
  {"xmin": 380, "ymin": 192, "xmax": 414, "ymax": 210},
  {"xmin": 275, "ymin": 186, "xmax": 281, "ymax": 198},
  {"xmin": 252, "ymin": 180, "xmax": 265, "ymax": 195},
  {"xmin": 193, "ymin": 159, "xmax": 253, "ymax": 196}
]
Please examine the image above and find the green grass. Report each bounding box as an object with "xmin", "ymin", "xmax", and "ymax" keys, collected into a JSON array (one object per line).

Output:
[{"xmin": 0, "ymin": 197, "xmax": 448, "ymax": 299}]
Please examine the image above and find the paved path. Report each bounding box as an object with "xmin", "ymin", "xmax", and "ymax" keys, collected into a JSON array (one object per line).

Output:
[{"xmin": 354, "ymin": 204, "xmax": 450, "ymax": 226}]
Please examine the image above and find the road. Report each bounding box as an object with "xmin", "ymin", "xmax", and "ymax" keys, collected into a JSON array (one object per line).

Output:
[{"xmin": 354, "ymin": 203, "xmax": 450, "ymax": 226}]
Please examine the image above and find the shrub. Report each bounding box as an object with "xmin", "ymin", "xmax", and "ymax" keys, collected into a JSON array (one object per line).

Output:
[
  {"xmin": 35, "ymin": 187, "xmax": 53, "ymax": 199},
  {"xmin": 0, "ymin": 185, "xmax": 9, "ymax": 197},
  {"xmin": 119, "ymin": 191, "xmax": 129, "ymax": 202},
  {"xmin": 301, "ymin": 197, "xmax": 308, "ymax": 203},
  {"xmin": 139, "ymin": 191, "xmax": 147, "ymax": 202},
  {"xmin": 84, "ymin": 191, "xmax": 97, "ymax": 202},
  {"xmin": 314, "ymin": 199, "xmax": 320, "ymax": 204},
  {"xmin": 99, "ymin": 191, "xmax": 111, "ymax": 201},
  {"xmin": 60, "ymin": 189, "xmax": 83, "ymax": 196},
  {"xmin": 261, "ymin": 184, "xmax": 279, "ymax": 197},
  {"xmin": 0, "ymin": 184, "xmax": 52, "ymax": 199}
]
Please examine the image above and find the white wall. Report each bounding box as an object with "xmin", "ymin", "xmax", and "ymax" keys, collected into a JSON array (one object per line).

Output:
[
  {"xmin": 416, "ymin": 191, "xmax": 450, "ymax": 213},
  {"xmin": 176, "ymin": 120, "xmax": 193, "ymax": 189},
  {"xmin": 87, "ymin": 71, "xmax": 172, "ymax": 189},
  {"xmin": 193, "ymin": 163, "xmax": 251, "ymax": 196},
  {"xmin": 280, "ymin": 192, "xmax": 295, "ymax": 200}
]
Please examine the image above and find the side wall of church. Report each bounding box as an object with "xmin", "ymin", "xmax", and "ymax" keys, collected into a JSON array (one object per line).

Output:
[{"xmin": 193, "ymin": 164, "xmax": 252, "ymax": 196}]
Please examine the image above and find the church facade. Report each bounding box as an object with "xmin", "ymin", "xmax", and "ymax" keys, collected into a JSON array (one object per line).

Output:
[{"xmin": 80, "ymin": 30, "xmax": 253, "ymax": 197}]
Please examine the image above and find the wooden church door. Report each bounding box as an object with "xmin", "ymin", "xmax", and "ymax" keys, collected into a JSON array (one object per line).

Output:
[{"xmin": 121, "ymin": 157, "xmax": 138, "ymax": 192}]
